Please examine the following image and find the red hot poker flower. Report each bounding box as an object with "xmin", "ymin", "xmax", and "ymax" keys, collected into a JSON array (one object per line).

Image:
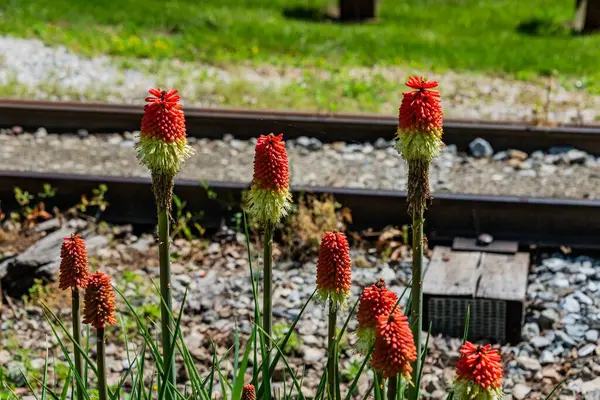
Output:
[
  {"xmin": 246, "ymin": 133, "xmax": 292, "ymax": 225},
  {"xmin": 252, "ymin": 133, "xmax": 290, "ymax": 192},
  {"xmin": 455, "ymin": 342, "xmax": 503, "ymax": 390},
  {"xmin": 395, "ymin": 75, "xmax": 444, "ymax": 162},
  {"xmin": 141, "ymin": 88, "xmax": 186, "ymax": 143},
  {"xmin": 371, "ymin": 310, "xmax": 417, "ymax": 379},
  {"xmin": 83, "ymin": 272, "xmax": 117, "ymax": 330},
  {"xmin": 356, "ymin": 279, "xmax": 398, "ymax": 351},
  {"xmin": 241, "ymin": 384, "xmax": 256, "ymax": 400},
  {"xmin": 59, "ymin": 234, "xmax": 90, "ymax": 290},
  {"xmin": 316, "ymin": 231, "xmax": 352, "ymax": 307},
  {"xmin": 398, "ymin": 76, "xmax": 443, "ymax": 133}
]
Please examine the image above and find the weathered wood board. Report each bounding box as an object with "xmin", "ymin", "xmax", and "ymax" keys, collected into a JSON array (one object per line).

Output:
[{"xmin": 422, "ymin": 246, "xmax": 529, "ymax": 343}]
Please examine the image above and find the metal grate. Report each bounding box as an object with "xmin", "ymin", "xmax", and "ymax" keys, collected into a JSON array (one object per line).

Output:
[{"xmin": 428, "ymin": 297, "xmax": 507, "ymax": 342}]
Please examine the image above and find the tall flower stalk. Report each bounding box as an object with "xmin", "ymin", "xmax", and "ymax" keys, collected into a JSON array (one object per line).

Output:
[
  {"xmin": 316, "ymin": 231, "xmax": 352, "ymax": 399},
  {"xmin": 395, "ymin": 76, "xmax": 444, "ymax": 398},
  {"xmin": 246, "ymin": 133, "xmax": 291, "ymax": 396},
  {"xmin": 58, "ymin": 234, "xmax": 90, "ymax": 400},
  {"xmin": 83, "ymin": 272, "xmax": 116, "ymax": 400},
  {"xmin": 135, "ymin": 88, "xmax": 194, "ymax": 397}
]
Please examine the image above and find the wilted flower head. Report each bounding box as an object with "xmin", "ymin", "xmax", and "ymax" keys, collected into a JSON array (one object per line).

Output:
[
  {"xmin": 315, "ymin": 231, "xmax": 352, "ymax": 307},
  {"xmin": 83, "ymin": 272, "xmax": 117, "ymax": 330},
  {"xmin": 59, "ymin": 234, "xmax": 90, "ymax": 290},
  {"xmin": 136, "ymin": 88, "xmax": 194, "ymax": 177},
  {"xmin": 371, "ymin": 310, "xmax": 417, "ymax": 379},
  {"xmin": 453, "ymin": 342, "xmax": 504, "ymax": 400},
  {"xmin": 241, "ymin": 384, "xmax": 256, "ymax": 400},
  {"xmin": 246, "ymin": 133, "xmax": 292, "ymax": 226},
  {"xmin": 356, "ymin": 279, "xmax": 398, "ymax": 352},
  {"xmin": 395, "ymin": 76, "xmax": 444, "ymax": 161}
]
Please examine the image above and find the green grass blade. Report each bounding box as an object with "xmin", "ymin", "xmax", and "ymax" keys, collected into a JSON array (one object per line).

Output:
[
  {"xmin": 60, "ymin": 368, "xmax": 73, "ymax": 400},
  {"xmin": 373, "ymin": 372, "xmax": 382, "ymax": 400},
  {"xmin": 414, "ymin": 322, "xmax": 432, "ymax": 397},
  {"xmin": 41, "ymin": 344, "xmax": 49, "ymax": 400},
  {"xmin": 232, "ymin": 329, "xmax": 256, "ymax": 400},
  {"xmin": 22, "ymin": 371, "xmax": 40, "ymax": 400},
  {"xmin": 84, "ymin": 324, "xmax": 90, "ymax": 390},
  {"xmin": 233, "ymin": 322, "xmax": 240, "ymax": 384},
  {"xmin": 43, "ymin": 319, "xmax": 92, "ymax": 400},
  {"xmin": 257, "ymin": 289, "xmax": 316, "ymax": 398},
  {"xmin": 462, "ymin": 304, "xmax": 471, "ymax": 344},
  {"xmin": 544, "ymin": 379, "xmax": 566, "ymax": 400},
  {"xmin": 343, "ymin": 347, "xmax": 374, "ymax": 400}
]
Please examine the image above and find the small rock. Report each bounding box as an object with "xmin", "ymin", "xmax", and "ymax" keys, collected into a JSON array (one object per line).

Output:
[
  {"xmin": 492, "ymin": 151, "xmax": 509, "ymax": 161},
  {"xmin": 35, "ymin": 127, "xmax": 48, "ymax": 138},
  {"xmin": 516, "ymin": 356, "xmax": 542, "ymax": 372},
  {"xmin": 566, "ymin": 149, "xmax": 588, "ymax": 164},
  {"xmin": 469, "ymin": 138, "xmax": 494, "ymax": 158},
  {"xmin": 77, "ymin": 129, "xmax": 89, "ymax": 138},
  {"xmin": 562, "ymin": 296, "xmax": 581, "ymax": 313},
  {"xmin": 581, "ymin": 377, "xmax": 600, "ymax": 396},
  {"xmin": 512, "ymin": 383, "xmax": 532, "ymax": 400},
  {"xmin": 522, "ymin": 322, "xmax": 540, "ymax": 340},
  {"xmin": 566, "ymin": 324, "xmax": 588, "ymax": 339},
  {"xmin": 34, "ymin": 218, "xmax": 61, "ymax": 232},
  {"xmin": 540, "ymin": 350, "xmax": 555, "ymax": 364},
  {"xmin": 585, "ymin": 329, "xmax": 599, "ymax": 342},
  {"xmin": 509, "ymin": 149, "xmax": 528, "ymax": 161},
  {"xmin": 303, "ymin": 347, "xmax": 325, "ymax": 362},
  {"xmin": 539, "ymin": 309, "xmax": 560, "ymax": 330},
  {"xmin": 578, "ymin": 344, "xmax": 597, "ymax": 357},
  {"xmin": 531, "ymin": 336, "xmax": 552, "ymax": 349}
]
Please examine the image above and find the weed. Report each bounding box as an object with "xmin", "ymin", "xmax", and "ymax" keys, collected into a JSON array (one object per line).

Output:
[
  {"xmin": 171, "ymin": 194, "xmax": 205, "ymax": 240},
  {"xmin": 273, "ymin": 322, "xmax": 302, "ymax": 355},
  {"xmin": 281, "ymin": 194, "xmax": 351, "ymax": 258}
]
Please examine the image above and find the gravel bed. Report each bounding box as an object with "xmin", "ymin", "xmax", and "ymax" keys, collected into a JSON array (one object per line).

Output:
[
  {"xmin": 1, "ymin": 220, "xmax": 599, "ymax": 399},
  {"xmin": 1, "ymin": 35, "xmax": 600, "ymax": 123},
  {"xmin": 2, "ymin": 130, "xmax": 600, "ymax": 199}
]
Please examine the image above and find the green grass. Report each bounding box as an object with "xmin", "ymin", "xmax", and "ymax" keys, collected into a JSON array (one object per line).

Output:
[{"xmin": 0, "ymin": 0, "xmax": 599, "ymax": 81}]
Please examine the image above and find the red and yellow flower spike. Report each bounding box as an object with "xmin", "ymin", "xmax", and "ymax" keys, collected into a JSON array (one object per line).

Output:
[
  {"xmin": 452, "ymin": 342, "xmax": 504, "ymax": 400},
  {"xmin": 371, "ymin": 309, "xmax": 417, "ymax": 380},
  {"xmin": 395, "ymin": 76, "xmax": 444, "ymax": 162},
  {"xmin": 315, "ymin": 231, "xmax": 352, "ymax": 307},
  {"xmin": 356, "ymin": 279, "xmax": 398, "ymax": 353},
  {"xmin": 241, "ymin": 384, "xmax": 256, "ymax": 400},
  {"xmin": 59, "ymin": 234, "xmax": 90, "ymax": 290},
  {"xmin": 83, "ymin": 272, "xmax": 117, "ymax": 330},
  {"xmin": 136, "ymin": 88, "xmax": 194, "ymax": 177},
  {"xmin": 246, "ymin": 133, "xmax": 292, "ymax": 226}
]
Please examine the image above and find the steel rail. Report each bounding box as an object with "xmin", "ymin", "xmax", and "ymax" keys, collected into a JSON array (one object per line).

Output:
[
  {"xmin": 1, "ymin": 170, "xmax": 599, "ymax": 249},
  {"xmin": 2, "ymin": 99, "xmax": 600, "ymax": 154}
]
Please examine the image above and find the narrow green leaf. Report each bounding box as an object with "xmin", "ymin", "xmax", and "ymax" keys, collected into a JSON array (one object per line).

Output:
[
  {"xmin": 232, "ymin": 329, "xmax": 256, "ymax": 400},
  {"xmin": 544, "ymin": 379, "xmax": 566, "ymax": 400}
]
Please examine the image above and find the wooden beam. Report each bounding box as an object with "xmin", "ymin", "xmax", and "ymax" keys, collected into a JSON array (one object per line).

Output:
[
  {"xmin": 575, "ymin": 0, "xmax": 600, "ymax": 33},
  {"xmin": 339, "ymin": 0, "xmax": 377, "ymax": 22}
]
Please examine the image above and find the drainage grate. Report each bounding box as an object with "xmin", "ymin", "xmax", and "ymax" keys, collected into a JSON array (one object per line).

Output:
[{"xmin": 427, "ymin": 297, "xmax": 507, "ymax": 342}]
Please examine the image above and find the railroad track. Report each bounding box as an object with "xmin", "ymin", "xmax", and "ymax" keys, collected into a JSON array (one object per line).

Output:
[
  {"xmin": 1, "ymin": 170, "xmax": 599, "ymax": 249},
  {"xmin": 3, "ymin": 99, "xmax": 600, "ymax": 154}
]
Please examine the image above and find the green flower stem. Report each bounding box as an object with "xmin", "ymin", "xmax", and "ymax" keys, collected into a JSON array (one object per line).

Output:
[
  {"xmin": 97, "ymin": 328, "xmax": 108, "ymax": 400},
  {"xmin": 158, "ymin": 207, "xmax": 176, "ymax": 400},
  {"xmin": 387, "ymin": 375, "xmax": 397, "ymax": 400},
  {"xmin": 327, "ymin": 301, "xmax": 338, "ymax": 400},
  {"xmin": 262, "ymin": 221, "xmax": 274, "ymax": 398},
  {"xmin": 408, "ymin": 211, "xmax": 424, "ymax": 400},
  {"xmin": 72, "ymin": 289, "xmax": 84, "ymax": 400}
]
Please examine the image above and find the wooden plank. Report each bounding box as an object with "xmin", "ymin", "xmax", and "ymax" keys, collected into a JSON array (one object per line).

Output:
[
  {"xmin": 476, "ymin": 252, "xmax": 529, "ymax": 301},
  {"xmin": 423, "ymin": 246, "xmax": 480, "ymax": 296},
  {"xmin": 339, "ymin": 0, "xmax": 377, "ymax": 21},
  {"xmin": 575, "ymin": 0, "xmax": 600, "ymax": 33}
]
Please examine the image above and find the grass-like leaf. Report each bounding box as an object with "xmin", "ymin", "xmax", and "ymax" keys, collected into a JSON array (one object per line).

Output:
[{"xmin": 232, "ymin": 329, "xmax": 256, "ymax": 400}]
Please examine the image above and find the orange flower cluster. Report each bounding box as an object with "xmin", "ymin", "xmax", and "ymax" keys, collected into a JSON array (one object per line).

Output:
[
  {"xmin": 398, "ymin": 76, "xmax": 443, "ymax": 134},
  {"xmin": 83, "ymin": 272, "xmax": 117, "ymax": 330},
  {"xmin": 371, "ymin": 310, "xmax": 417, "ymax": 379},
  {"xmin": 456, "ymin": 342, "xmax": 503, "ymax": 390},
  {"xmin": 241, "ymin": 384, "xmax": 256, "ymax": 400},
  {"xmin": 59, "ymin": 234, "xmax": 90, "ymax": 290},
  {"xmin": 251, "ymin": 133, "xmax": 290, "ymax": 192},
  {"xmin": 141, "ymin": 88, "xmax": 187, "ymax": 143},
  {"xmin": 315, "ymin": 231, "xmax": 352, "ymax": 306},
  {"xmin": 356, "ymin": 279, "xmax": 399, "ymax": 351}
]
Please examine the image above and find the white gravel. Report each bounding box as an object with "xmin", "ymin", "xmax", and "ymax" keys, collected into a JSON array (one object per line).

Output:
[{"xmin": 1, "ymin": 35, "xmax": 600, "ymax": 123}]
